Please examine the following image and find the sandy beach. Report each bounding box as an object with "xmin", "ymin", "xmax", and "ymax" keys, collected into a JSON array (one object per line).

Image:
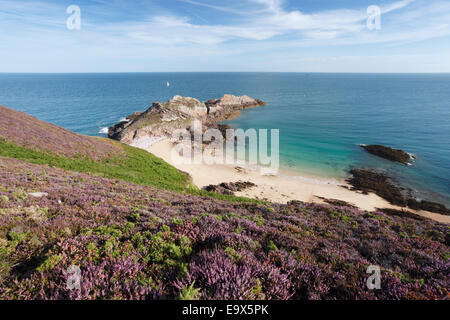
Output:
[{"xmin": 147, "ymin": 139, "xmax": 450, "ymax": 224}]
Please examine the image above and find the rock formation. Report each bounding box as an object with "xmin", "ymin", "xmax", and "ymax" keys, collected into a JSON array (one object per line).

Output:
[
  {"xmin": 205, "ymin": 94, "xmax": 267, "ymax": 121},
  {"xmin": 109, "ymin": 95, "xmax": 208, "ymax": 147},
  {"xmin": 347, "ymin": 169, "xmax": 408, "ymax": 206},
  {"xmin": 203, "ymin": 181, "xmax": 257, "ymax": 195},
  {"xmin": 360, "ymin": 145, "xmax": 415, "ymax": 165},
  {"xmin": 408, "ymin": 199, "xmax": 450, "ymax": 215},
  {"xmin": 109, "ymin": 95, "xmax": 266, "ymax": 148},
  {"xmin": 348, "ymin": 169, "xmax": 450, "ymax": 215}
]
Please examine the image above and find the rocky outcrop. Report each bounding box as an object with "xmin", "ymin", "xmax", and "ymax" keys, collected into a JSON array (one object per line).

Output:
[
  {"xmin": 408, "ymin": 199, "xmax": 450, "ymax": 215},
  {"xmin": 348, "ymin": 169, "xmax": 450, "ymax": 215},
  {"xmin": 108, "ymin": 95, "xmax": 208, "ymax": 146},
  {"xmin": 108, "ymin": 95, "xmax": 266, "ymax": 147},
  {"xmin": 360, "ymin": 145, "xmax": 415, "ymax": 165},
  {"xmin": 205, "ymin": 94, "xmax": 266, "ymax": 121},
  {"xmin": 347, "ymin": 169, "xmax": 407, "ymax": 206},
  {"xmin": 203, "ymin": 181, "xmax": 256, "ymax": 195}
]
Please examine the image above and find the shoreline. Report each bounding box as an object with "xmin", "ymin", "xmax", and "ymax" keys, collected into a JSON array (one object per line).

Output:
[{"xmin": 147, "ymin": 139, "xmax": 450, "ymax": 224}]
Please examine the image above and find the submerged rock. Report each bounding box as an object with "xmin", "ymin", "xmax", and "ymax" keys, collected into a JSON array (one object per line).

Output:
[{"xmin": 360, "ymin": 145, "xmax": 415, "ymax": 165}]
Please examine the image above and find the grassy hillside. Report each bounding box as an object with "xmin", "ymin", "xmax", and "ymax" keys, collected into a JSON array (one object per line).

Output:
[
  {"xmin": 0, "ymin": 105, "xmax": 448, "ymax": 300},
  {"xmin": 0, "ymin": 105, "xmax": 260, "ymax": 204},
  {"xmin": 0, "ymin": 105, "xmax": 192, "ymax": 191}
]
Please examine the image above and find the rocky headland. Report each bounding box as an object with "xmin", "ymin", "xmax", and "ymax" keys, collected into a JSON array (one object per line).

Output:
[{"xmin": 108, "ymin": 94, "xmax": 266, "ymax": 148}]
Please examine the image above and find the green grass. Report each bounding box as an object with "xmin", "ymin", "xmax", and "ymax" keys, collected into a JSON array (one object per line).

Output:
[
  {"xmin": 0, "ymin": 138, "xmax": 190, "ymax": 191},
  {"xmin": 0, "ymin": 138, "xmax": 263, "ymax": 204}
]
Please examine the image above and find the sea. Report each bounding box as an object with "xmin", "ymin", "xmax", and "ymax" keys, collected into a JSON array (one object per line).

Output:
[{"xmin": 0, "ymin": 72, "xmax": 449, "ymax": 205}]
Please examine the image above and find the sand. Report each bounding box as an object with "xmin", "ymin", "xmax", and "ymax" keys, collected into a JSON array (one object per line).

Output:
[{"xmin": 147, "ymin": 139, "xmax": 450, "ymax": 224}]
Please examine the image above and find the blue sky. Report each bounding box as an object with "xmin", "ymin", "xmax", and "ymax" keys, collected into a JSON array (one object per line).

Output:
[{"xmin": 0, "ymin": 0, "xmax": 449, "ymax": 72}]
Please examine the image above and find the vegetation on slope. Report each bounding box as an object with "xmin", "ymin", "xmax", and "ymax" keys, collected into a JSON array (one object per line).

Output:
[
  {"xmin": 0, "ymin": 157, "xmax": 448, "ymax": 300},
  {"xmin": 0, "ymin": 105, "xmax": 191, "ymax": 191},
  {"xmin": 0, "ymin": 138, "xmax": 191, "ymax": 192},
  {"xmin": 0, "ymin": 105, "xmax": 260, "ymax": 204},
  {"xmin": 0, "ymin": 105, "xmax": 448, "ymax": 300}
]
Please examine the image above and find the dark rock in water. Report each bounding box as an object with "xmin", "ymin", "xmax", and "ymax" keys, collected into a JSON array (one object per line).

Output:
[
  {"xmin": 360, "ymin": 145, "xmax": 414, "ymax": 165},
  {"xmin": 347, "ymin": 169, "xmax": 407, "ymax": 206},
  {"xmin": 203, "ymin": 181, "xmax": 256, "ymax": 195},
  {"xmin": 348, "ymin": 169, "xmax": 450, "ymax": 215}
]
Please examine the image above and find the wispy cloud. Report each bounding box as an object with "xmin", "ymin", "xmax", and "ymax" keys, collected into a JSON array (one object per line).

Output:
[
  {"xmin": 0, "ymin": 0, "xmax": 450, "ymax": 72},
  {"xmin": 178, "ymin": 0, "xmax": 247, "ymax": 15}
]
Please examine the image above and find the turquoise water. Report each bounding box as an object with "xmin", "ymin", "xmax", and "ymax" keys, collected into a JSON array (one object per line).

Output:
[{"xmin": 0, "ymin": 73, "xmax": 449, "ymax": 205}]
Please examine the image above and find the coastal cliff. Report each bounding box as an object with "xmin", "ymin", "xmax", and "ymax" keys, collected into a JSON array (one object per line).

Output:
[{"xmin": 108, "ymin": 94, "xmax": 266, "ymax": 148}]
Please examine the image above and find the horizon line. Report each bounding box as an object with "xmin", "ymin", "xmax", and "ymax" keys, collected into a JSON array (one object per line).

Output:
[{"xmin": 1, "ymin": 71, "xmax": 450, "ymax": 75}]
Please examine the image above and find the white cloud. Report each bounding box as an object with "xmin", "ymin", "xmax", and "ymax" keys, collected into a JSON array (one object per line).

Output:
[{"xmin": 1, "ymin": 0, "xmax": 450, "ymax": 72}]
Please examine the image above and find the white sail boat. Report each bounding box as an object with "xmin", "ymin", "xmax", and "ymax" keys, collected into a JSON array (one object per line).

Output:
[{"xmin": 166, "ymin": 81, "xmax": 170, "ymax": 87}]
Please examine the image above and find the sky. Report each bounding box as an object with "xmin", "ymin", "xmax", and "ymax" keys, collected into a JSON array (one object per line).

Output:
[{"xmin": 0, "ymin": 0, "xmax": 450, "ymax": 72}]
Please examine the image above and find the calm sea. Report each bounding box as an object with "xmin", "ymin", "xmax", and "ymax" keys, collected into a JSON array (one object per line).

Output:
[{"xmin": 0, "ymin": 73, "xmax": 449, "ymax": 205}]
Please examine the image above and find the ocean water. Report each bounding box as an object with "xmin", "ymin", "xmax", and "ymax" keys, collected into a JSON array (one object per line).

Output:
[{"xmin": 0, "ymin": 73, "xmax": 449, "ymax": 205}]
